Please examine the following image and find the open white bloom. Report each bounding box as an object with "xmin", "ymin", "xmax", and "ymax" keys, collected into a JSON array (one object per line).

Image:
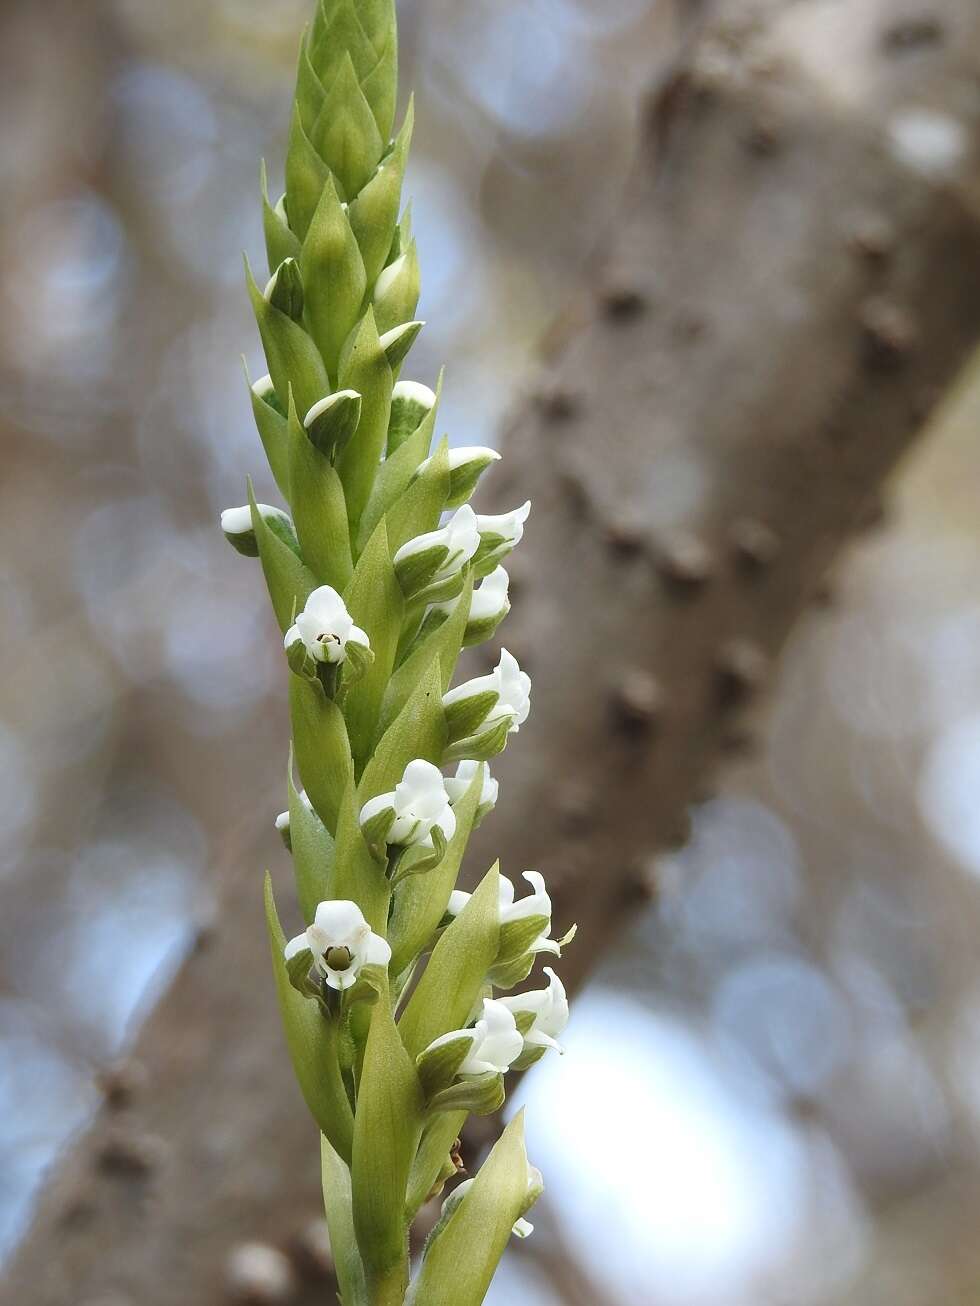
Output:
[
  {"xmin": 424, "ymin": 998, "xmax": 523, "ymax": 1076},
  {"xmin": 393, "ymin": 504, "xmax": 480, "ymax": 583},
  {"xmin": 500, "ymin": 968, "xmax": 569, "ymax": 1052},
  {"xmin": 284, "ymin": 586, "xmax": 370, "ymax": 666},
  {"xmin": 443, "ymin": 1172, "xmax": 541, "ymax": 1238},
  {"xmin": 449, "ymin": 871, "xmax": 558, "ymax": 954},
  {"xmin": 444, "ymin": 760, "xmax": 498, "ymax": 812},
  {"xmin": 359, "ymin": 759, "xmax": 456, "ymax": 849},
  {"xmin": 443, "ymin": 648, "xmax": 531, "ymax": 734},
  {"xmin": 476, "ymin": 501, "xmax": 530, "ymax": 549},
  {"xmin": 284, "ymin": 899, "xmax": 391, "ymax": 991}
]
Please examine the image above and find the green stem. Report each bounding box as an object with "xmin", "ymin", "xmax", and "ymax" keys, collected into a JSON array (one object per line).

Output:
[{"xmin": 368, "ymin": 1258, "xmax": 408, "ymax": 1306}]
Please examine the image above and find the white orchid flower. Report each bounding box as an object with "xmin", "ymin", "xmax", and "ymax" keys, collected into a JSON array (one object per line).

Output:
[
  {"xmin": 284, "ymin": 586, "xmax": 370, "ymax": 666},
  {"xmin": 442, "ymin": 648, "xmax": 531, "ymax": 735},
  {"xmin": 444, "ymin": 760, "xmax": 498, "ymax": 813},
  {"xmin": 283, "ymin": 900, "xmax": 391, "ymax": 991},
  {"xmin": 500, "ymin": 968, "xmax": 569, "ymax": 1053},
  {"xmin": 449, "ymin": 870, "xmax": 559, "ymax": 955},
  {"xmin": 433, "ymin": 566, "xmax": 510, "ymax": 633},
  {"xmin": 393, "ymin": 504, "xmax": 480, "ymax": 588},
  {"xmin": 424, "ymin": 998, "xmax": 523, "ymax": 1077},
  {"xmin": 359, "ymin": 759, "xmax": 456, "ymax": 849}
]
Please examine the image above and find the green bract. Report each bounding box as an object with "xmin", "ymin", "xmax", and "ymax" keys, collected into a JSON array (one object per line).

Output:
[{"xmin": 223, "ymin": 3, "xmax": 570, "ymax": 1302}]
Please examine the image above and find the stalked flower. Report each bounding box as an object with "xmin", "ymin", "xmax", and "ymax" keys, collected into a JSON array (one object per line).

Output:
[
  {"xmin": 415, "ymin": 445, "xmax": 501, "ymax": 509},
  {"xmin": 359, "ymin": 759, "xmax": 456, "ymax": 851},
  {"xmin": 264, "ymin": 256, "xmax": 304, "ymax": 322},
  {"xmin": 388, "ymin": 380, "xmax": 436, "ymax": 454},
  {"xmin": 284, "ymin": 586, "xmax": 371, "ymax": 667},
  {"xmin": 442, "ymin": 648, "xmax": 531, "ymax": 748},
  {"xmin": 423, "ymin": 999, "xmax": 524, "ymax": 1077},
  {"xmin": 283, "ymin": 899, "xmax": 391, "ymax": 992},
  {"xmin": 393, "ymin": 504, "xmax": 480, "ymax": 600},
  {"xmin": 304, "ymin": 389, "xmax": 362, "ymax": 460},
  {"xmin": 500, "ymin": 968, "xmax": 569, "ymax": 1054},
  {"xmin": 221, "ymin": 503, "xmax": 297, "ymax": 557},
  {"xmin": 444, "ymin": 759, "xmax": 498, "ymax": 818},
  {"xmin": 473, "ymin": 501, "xmax": 531, "ymax": 575}
]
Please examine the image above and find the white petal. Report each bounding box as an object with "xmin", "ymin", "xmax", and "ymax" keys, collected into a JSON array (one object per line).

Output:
[
  {"xmin": 313, "ymin": 899, "xmax": 370, "ymax": 945},
  {"xmin": 360, "ymin": 791, "xmax": 396, "ymax": 827},
  {"xmin": 361, "ymin": 931, "xmax": 392, "ymax": 969},
  {"xmin": 392, "ymin": 380, "xmax": 436, "ymax": 409},
  {"xmin": 284, "ymin": 932, "xmax": 310, "ymax": 961},
  {"xmin": 447, "ymin": 889, "xmax": 471, "ymax": 916}
]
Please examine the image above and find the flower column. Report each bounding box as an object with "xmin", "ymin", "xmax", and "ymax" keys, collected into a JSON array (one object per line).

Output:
[{"xmin": 221, "ymin": 2, "xmax": 572, "ymax": 1303}]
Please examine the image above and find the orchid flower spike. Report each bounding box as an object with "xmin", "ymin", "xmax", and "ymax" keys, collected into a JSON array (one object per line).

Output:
[
  {"xmin": 284, "ymin": 586, "xmax": 371, "ymax": 666},
  {"xmin": 500, "ymin": 968, "xmax": 569, "ymax": 1053},
  {"xmin": 423, "ymin": 998, "xmax": 524, "ymax": 1077},
  {"xmin": 284, "ymin": 900, "xmax": 391, "ymax": 991},
  {"xmin": 359, "ymin": 759, "xmax": 456, "ymax": 850}
]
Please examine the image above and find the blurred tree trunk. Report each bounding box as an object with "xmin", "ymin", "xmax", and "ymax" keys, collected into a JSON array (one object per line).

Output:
[{"xmin": 5, "ymin": 1, "xmax": 980, "ymax": 1303}]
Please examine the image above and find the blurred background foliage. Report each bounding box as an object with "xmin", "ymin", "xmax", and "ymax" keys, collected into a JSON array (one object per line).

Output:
[{"xmin": 2, "ymin": 0, "xmax": 980, "ymax": 1303}]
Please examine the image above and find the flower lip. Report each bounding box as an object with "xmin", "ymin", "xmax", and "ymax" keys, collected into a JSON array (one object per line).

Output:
[{"xmin": 476, "ymin": 500, "xmax": 531, "ymax": 545}]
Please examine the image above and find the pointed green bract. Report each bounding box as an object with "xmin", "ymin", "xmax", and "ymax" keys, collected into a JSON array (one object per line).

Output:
[
  {"xmin": 261, "ymin": 161, "xmax": 301, "ymax": 272},
  {"xmin": 245, "ymin": 254, "xmax": 329, "ymax": 419},
  {"xmin": 321, "ymin": 1135, "xmax": 369, "ymax": 1306},
  {"xmin": 348, "ymin": 101, "xmax": 413, "ymax": 288},
  {"xmin": 248, "ymin": 480, "xmax": 317, "ymax": 632},
  {"xmin": 336, "ymin": 309, "xmax": 394, "ymax": 528},
  {"xmin": 287, "ymin": 757, "xmax": 336, "ymax": 921},
  {"xmin": 286, "ymin": 393, "xmax": 354, "ymax": 590},
  {"xmin": 300, "ymin": 174, "xmax": 367, "ymax": 383},
  {"xmin": 289, "ymin": 674, "xmax": 354, "ymax": 835},
  {"xmin": 312, "ymin": 55, "xmax": 384, "ymax": 201},
  {"xmin": 341, "ymin": 520, "xmax": 403, "ymax": 770},
  {"xmin": 406, "ymin": 1115, "xmax": 536, "ymax": 1306},
  {"xmin": 351, "ymin": 979, "xmax": 423, "ymax": 1291},
  {"xmin": 398, "ymin": 863, "xmax": 500, "ymax": 1058}
]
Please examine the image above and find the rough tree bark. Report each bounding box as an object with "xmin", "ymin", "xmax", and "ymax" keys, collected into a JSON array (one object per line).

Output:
[{"xmin": 5, "ymin": 1, "xmax": 980, "ymax": 1303}]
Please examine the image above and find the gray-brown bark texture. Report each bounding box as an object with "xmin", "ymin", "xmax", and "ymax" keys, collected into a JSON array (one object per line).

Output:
[{"xmin": 6, "ymin": 1, "xmax": 980, "ymax": 1302}]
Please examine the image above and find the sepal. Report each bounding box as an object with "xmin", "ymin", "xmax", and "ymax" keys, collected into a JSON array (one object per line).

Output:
[
  {"xmin": 264, "ymin": 256, "xmax": 304, "ymax": 322},
  {"xmin": 415, "ymin": 1033, "xmax": 473, "ymax": 1098},
  {"xmin": 443, "ymin": 715, "xmax": 511, "ymax": 766}
]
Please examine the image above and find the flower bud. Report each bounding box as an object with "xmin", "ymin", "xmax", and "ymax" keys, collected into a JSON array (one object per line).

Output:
[
  {"xmin": 221, "ymin": 503, "xmax": 297, "ymax": 557},
  {"xmin": 415, "ymin": 446, "xmax": 501, "ymax": 510},
  {"xmin": 284, "ymin": 899, "xmax": 391, "ymax": 992},
  {"xmin": 379, "ymin": 319, "xmax": 424, "ymax": 370},
  {"xmin": 388, "ymin": 380, "xmax": 436, "ymax": 454},
  {"xmin": 275, "ymin": 808, "xmax": 291, "ymax": 850},
  {"xmin": 264, "ymin": 257, "xmax": 304, "ymax": 322},
  {"xmin": 304, "ymin": 389, "xmax": 363, "ymax": 460}
]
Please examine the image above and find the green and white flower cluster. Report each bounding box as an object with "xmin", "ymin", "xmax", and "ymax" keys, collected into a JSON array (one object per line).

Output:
[{"xmin": 221, "ymin": 3, "xmax": 572, "ymax": 1303}]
